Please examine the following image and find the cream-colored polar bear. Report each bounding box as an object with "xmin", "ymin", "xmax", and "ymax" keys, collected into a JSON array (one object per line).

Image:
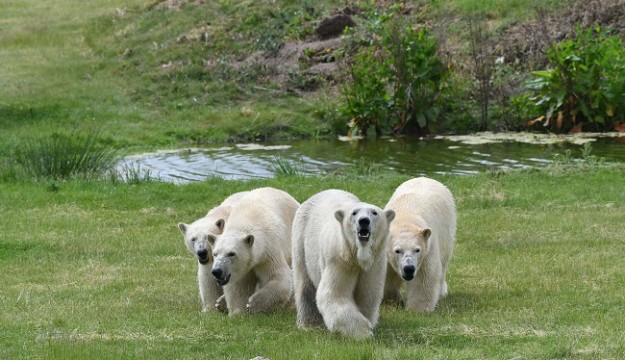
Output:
[
  {"xmin": 292, "ymin": 190, "xmax": 395, "ymax": 339},
  {"xmin": 178, "ymin": 191, "xmax": 249, "ymax": 312},
  {"xmin": 207, "ymin": 187, "xmax": 299, "ymax": 316},
  {"xmin": 383, "ymin": 177, "xmax": 456, "ymax": 313}
]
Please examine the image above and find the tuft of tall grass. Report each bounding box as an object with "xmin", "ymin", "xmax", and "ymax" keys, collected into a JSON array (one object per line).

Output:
[
  {"xmin": 271, "ymin": 155, "xmax": 301, "ymax": 177},
  {"xmin": 548, "ymin": 142, "xmax": 606, "ymax": 175},
  {"xmin": 14, "ymin": 131, "xmax": 118, "ymax": 180},
  {"xmin": 112, "ymin": 162, "xmax": 157, "ymax": 184}
]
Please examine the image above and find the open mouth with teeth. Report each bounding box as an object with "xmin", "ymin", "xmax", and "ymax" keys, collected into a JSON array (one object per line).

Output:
[
  {"xmin": 357, "ymin": 228, "xmax": 371, "ymax": 242},
  {"xmin": 216, "ymin": 274, "xmax": 231, "ymax": 286}
]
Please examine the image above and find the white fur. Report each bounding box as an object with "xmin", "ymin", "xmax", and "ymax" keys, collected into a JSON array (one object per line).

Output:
[
  {"xmin": 292, "ymin": 190, "xmax": 395, "ymax": 339},
  {"xmin": 178, "ymin": 191, "xmax": 249, "ymax": 312},
  {"xmin": 207, "ymin": 187, "xmax": 299, "ymax": 316},
  {"xmin": 383, "ymin": 177, "xmax": 457, "ymax": 312}
]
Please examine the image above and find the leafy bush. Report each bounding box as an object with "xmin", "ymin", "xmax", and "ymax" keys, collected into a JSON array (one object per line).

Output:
[
  {"xmin": 383, "ymin": 21, "xmax": 448, "ymax": 135},
  {"xmin": 340, "ymin": 47, "xmax": 390, "ymax": 136},
  {"xmin": 524, "ymin": 26, "xmax": 625, "ymax": 133},
  {"xmin": 340, "ymin": 6, "xmax": 449, "ymax": 137},
  {"xmin": 14, "ymin": 132, "xmax": 118, "ymax": 180}
]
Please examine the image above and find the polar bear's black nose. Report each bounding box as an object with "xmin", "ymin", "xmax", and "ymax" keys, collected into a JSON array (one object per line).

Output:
[
  {"xmin": 211, "ymin": 268, "xmax": 223, "ymax": 278},
  {"xmin": 403, "ymin": 265, "xmax": 416, "ymax": 276},
  {"xmin": 197, "ymin": 249, "xmax": 208, "ymax": 259},
  {"xmin": 358, "ymin": 217, "xmax": 370, "ymax": 227}
]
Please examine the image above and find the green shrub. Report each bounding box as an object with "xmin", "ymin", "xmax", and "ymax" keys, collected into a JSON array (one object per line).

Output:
[
  {"xmin": 340, "ymin": 5, "xmax": 449, "ymax": 137},
  {"xmin": 14, "ymin": 132, "xmax": 118, "ymax": 180},
  {"xmin": 340, "ymin": 46, "xmax": 390, "ymax": 137},
  {"xmin": 524, "ymin": 26, "xmax": 625, "ymax": 132},
  {"xmin": 383, "ymin": 21, "xmax": 448, "ymax": 135}
]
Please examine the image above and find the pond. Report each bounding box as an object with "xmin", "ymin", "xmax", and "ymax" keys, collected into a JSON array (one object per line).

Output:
[{"xmin": 118, "ymin": 133, "xmax": 625, "ymax": 183}]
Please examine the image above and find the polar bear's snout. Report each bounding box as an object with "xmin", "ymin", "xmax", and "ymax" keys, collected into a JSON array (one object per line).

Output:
[
  {"xmin": 211, "ymin": 267, "xmax": 231, "ymax": 286},
  {"xmin": 196, "ymin": 249, "xmax": 210, "ymax": 265},
  {"xmin": 402, "ymin": 264, "xmax": 416, "ymax": 281}
]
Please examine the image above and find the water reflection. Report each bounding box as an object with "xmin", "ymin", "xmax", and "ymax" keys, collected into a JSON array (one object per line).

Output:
[{"xmin": 118, "ymin": 135, "xmax": 625, "ymax": 183}]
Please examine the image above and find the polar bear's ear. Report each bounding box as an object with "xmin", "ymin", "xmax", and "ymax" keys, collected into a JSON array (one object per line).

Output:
[
  {"xmin": 206, "ymin": 234, "xmax": 217, "ymax": 247},
  {"xmin": 334, "ymin": 210, "xmax": 345, "ymax": 223},
  {"xmin": 421, "ymin": 228, "xmax": 432, "ymax": 241},
  {"xmin": 244, "ymin": 235, "xmax": 254, "ymax": 246},
  {"xmin": 215, "ymin": 219, "xmax": 225, "ymax": 232},
  {"xmin": 178, "ymin": 223, "xmax": 188, "ymax": 235},
  {"xmin": 385, "ymin": 210, "xmax": 395, "ymax": 223}
]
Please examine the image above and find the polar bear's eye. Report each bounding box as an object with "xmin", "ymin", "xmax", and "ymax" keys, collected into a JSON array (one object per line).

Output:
[
  {"xmin": 414, "ymin": 248, "xmax": 421, "ymax": 253},
  {"xmin": 227, "ymin": 252, "xmax": 236, "ymax": 257},
  {"xmin": 352, "ymin": 210, "xmax": 358, "ymax": 216},
  {"xmin": 191, "ymin": 237, "xmax": 197, "ymax": 243},
  {"xmin": 394, "ymin": 249, "xmax": 401, "ymax": 254},
  {"xmin": 372, "ymin": 210, "xmax": 378, "ymax": 216}
]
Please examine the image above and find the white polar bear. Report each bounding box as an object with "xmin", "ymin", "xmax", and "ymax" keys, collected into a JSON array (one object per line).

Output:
[
  {"xmin": 207, "ymin": 187, "xmax": 299, "ymax": 316},
  {"xmin": 177, "ymin": 191, "xmax": 249, "ymax": 312},
  {"xmin": 383, "ymin": 177, "xmax": 457, "ymax": 313},
  {"xmin": 292, "ymin": 190, "xmax": 395, "ymax": 339}
]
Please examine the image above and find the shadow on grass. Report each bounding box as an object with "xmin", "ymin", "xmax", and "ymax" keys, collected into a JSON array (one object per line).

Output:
[{"xmin": 0, "ymin": 103, "xmax": 64, "ymax": 128}]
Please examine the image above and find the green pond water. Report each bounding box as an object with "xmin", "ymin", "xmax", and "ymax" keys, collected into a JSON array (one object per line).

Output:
[{"xmin": 120, "ymin": 134, "xmax": 625, "ymax": 183}]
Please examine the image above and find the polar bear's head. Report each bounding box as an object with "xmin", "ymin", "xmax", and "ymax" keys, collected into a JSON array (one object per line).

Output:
[
  {"xmin": 335, "ymin": 203, "xmax": 395, "ymax": 270},
  {"xmin": 388, "ymin": 227, "xmax": 431, "ymax": 281},
  {"xmin": 207, "ymin": 231, "xmax": 255, "ymax": 286},
  {"xmin": 177, "ymin": 207, "xmax": 230, "ymax": 265}
]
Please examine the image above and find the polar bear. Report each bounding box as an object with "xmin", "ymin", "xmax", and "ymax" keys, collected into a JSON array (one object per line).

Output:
[
  {"xmin": 383, "ymin": 177, "xmax": 456, "ymax": 313},
  {"xmin": 177, "ymin": 191, "xmax": 249, "ymax": 312},
  {"xmin": 292, "ymin": 190, "xmax": 395, "ymax": 339},
  {"xmin": 207, "ymin": 187, "xmax": 299, "ymax": 316}
]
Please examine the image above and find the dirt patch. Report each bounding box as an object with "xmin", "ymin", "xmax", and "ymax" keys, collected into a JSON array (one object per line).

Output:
[
  {"xmin": 149, "ymin": 0, "xmax": 205, "ymax": 10},
  {"xmin": 226, "ymin": 37, "xmax": 344, "ymax": 91},
  {"xmin": 497, "ymin": 0, "xmax": 625, "ymax": 69}
]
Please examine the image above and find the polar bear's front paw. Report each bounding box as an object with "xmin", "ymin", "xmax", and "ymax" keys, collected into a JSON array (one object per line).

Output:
[
  {"xmin": 246, "ymin": 297, "xmax": 264, "ymax": 314},
  {"xmin": 343, "ymin": 323, "xmax": 373, "ymax": 340},
  {"xmin": 215, "ymin": 295, "xmax": 228, "ymax": 313},
  {"xmin": 332, "ymin": 316, "xmax": 373, "ymax": 340},
  {"xmin": 246, "ymin": 293, "xmax": 275, "ymax": 314}
]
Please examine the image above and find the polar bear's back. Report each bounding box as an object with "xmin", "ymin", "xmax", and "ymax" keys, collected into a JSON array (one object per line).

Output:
[
  {"xmin": 219, "ymin": 191, "xmax": 250, "ymax": 207},
  {"xmin": 204, "ymin": 190, "xmax": 250, "ymax": 225},
  {"xmin": 244, "ymin": 187, "xmax": 300, "ymax": 225},
  {"xmin": 388, "ymin": 178, "xmax": 455, "ymax": 224},
  {"xmin": 227, "ymin": 187, "xmax": 300, "ymax": 263}
]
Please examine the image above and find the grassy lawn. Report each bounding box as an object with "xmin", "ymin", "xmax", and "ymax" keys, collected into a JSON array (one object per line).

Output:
[
  {"xmin": 2, "ymin": 166, "xmax": 624, "ymax": 359},
  {"xmin": 2, "ymin": 1, "xmax": 623, "ymax": 357},
  {"xmin": 1, "ymin": 0, "xmax": 579, "ymax": 150},
  {"xmin": 0, "ymin": 0, "xmax": 334, "ymax": 149}
]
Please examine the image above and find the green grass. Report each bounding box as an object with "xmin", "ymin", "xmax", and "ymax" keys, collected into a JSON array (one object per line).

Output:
[
  {"xmin": 0, "ymin": 0, "xmax": 336, "ymax": 150},
  {"xmin": 1, "ymin": 167, "xmax": 624, "ymax": 359},
  {"xmin": 1, "ymin": 0, "xmax": 583, "ymax": 153},
  {"xmin": 435, "ymin": 0, "xmax": 568, "ymax": 22}
]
